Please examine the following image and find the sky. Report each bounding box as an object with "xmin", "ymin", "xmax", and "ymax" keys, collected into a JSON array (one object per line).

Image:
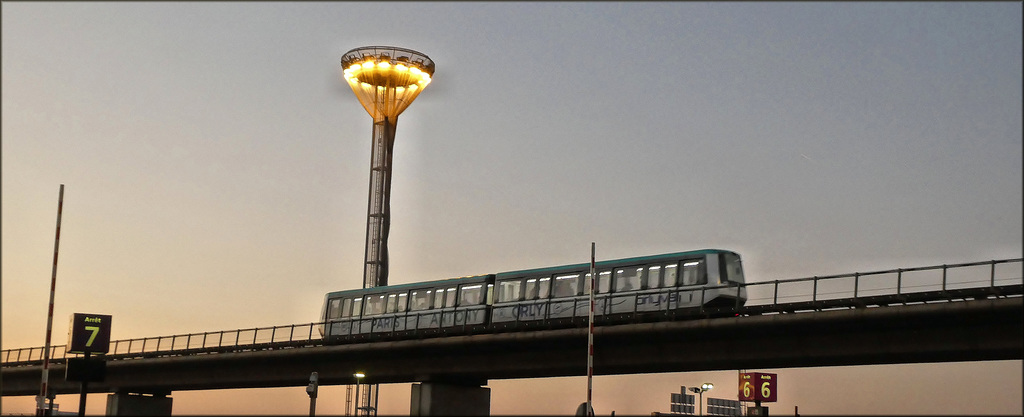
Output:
[{"xmin": 2, "ymin": 2, "xmax": 1022, "ymax": 415}]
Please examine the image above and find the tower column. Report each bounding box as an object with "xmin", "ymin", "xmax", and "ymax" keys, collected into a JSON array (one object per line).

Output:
[{"xmin": 363, "ymin": 116, "xmax": 396, "ymax": 288}]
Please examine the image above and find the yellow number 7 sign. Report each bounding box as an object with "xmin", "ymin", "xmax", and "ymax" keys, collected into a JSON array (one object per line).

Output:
[{"xmin": 68, "ymin": 313, "xmax": 112, "ymax": 354}]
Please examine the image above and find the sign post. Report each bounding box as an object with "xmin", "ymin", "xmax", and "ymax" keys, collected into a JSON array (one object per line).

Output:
[
  {"xmin": 739, "ymin": 372, "xmax": 777, "ymax": 416},
  {"xmin": 66, "ymin": 313, "xmax": 111, "ymax": 416}
]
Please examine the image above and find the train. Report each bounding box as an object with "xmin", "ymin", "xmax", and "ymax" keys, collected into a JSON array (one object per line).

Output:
[{"xmin": 320, "ymin": 249, "xmax": 747, "ymax": 342}]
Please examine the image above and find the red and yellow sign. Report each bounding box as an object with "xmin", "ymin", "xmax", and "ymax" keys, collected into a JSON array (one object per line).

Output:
[{"xmin": 739, "ymin": 372, "xmax": 777, "ymax": 402}]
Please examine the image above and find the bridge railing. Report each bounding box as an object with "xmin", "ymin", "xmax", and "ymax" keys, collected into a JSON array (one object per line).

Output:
[
  {"xmin": 743, "ymin": 258, "xmax": 1022, "ymax": 309},
  {"xmin": 1, "ymin": 322, "xmax": 325, "ymax": 366},
  {"xmin": 4, "ymin": 258, "xmax": 1021, "ymax": 366}
]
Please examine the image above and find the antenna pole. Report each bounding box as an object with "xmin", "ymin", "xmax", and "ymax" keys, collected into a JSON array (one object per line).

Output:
[{"xmin": 37, "ymin": 184, "xmax": 64, "ymax": 416}]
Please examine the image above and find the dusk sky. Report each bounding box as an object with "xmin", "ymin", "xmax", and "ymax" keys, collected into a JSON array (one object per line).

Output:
[{"xmin": 2, "ymin": 2, "xmax": 1021, "ymax": 415}]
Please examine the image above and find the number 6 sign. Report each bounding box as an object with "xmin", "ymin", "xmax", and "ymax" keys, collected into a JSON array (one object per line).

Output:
[{"xmin": 739, "ymin": 372, "xmax": 777, "ymax": 402}]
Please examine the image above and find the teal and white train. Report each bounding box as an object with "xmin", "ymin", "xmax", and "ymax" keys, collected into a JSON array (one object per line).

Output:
[{"xmin": 320, "ymin": 249, "xmax": 746, "ymax": 342}]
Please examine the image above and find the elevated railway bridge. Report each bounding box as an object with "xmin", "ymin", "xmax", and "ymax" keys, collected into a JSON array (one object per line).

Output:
[{"xmin": 3, "ymin": 258, "xmax": 1021, "ymax": 414}]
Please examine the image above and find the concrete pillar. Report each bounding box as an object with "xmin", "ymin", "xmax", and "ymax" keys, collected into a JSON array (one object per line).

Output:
[
  {"xmin": 410, "ymin": 381, "xmax": 490, "ymax": 416},
  {"xmin": 105, "ymin": 390, "xmax": 172, "ymax": 416}
]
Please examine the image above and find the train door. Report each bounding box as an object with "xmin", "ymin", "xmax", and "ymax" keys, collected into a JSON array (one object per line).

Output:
[
  {"xmin": 580, "ymin": 270, "xmax": 612, "ymax": 318},
  {"xmin": 548, "ymin": 273, "xmax": 579, "ymax": 319},
  {"xmin": 456, "ymin": 283, "xmax": 488, "ymax": 327},
  {"xmin": 609, "ymin": 266, "xmax": 643, "ymax": 314}
]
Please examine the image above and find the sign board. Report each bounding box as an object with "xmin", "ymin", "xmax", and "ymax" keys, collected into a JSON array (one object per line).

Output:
[
  {"xmin": 65, "ymin": 357, "xmax": 106, "ymax": 382},
  {"xmin": 68, "ymin": 313, "xmax": 112, "ymax": 354},
  {"xmin": 747, "ymin": 405, "xmax": 769, "ymax": 416},
  {"xmin": 739, "ymin": 372, "xmax": 777, "ymax": 403}
]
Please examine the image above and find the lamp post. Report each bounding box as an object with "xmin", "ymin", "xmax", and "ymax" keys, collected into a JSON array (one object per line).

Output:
[
  {"xmin": 353, "ymin": 372, "xmax": 365, "ymax": 416},
  {"xmin": 689, "ymin": 383, "xmax": 714, "ymax": 416},
  {"xmin": 306, "ymin": 372, "xmax": 318, "ymax": 417}
]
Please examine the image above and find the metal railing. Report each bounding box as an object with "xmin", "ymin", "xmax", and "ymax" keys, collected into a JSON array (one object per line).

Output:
[
  {"xmin": 741, "ymin": 258, "xmax": 1022, "ymax": 310},
  {"xmin": 2, "ymin": 322, "xmax": 323, "ymax": 366},
  {"xmin": 3, "ymin": 258, "xmax": 1020, "ymax": 367}
]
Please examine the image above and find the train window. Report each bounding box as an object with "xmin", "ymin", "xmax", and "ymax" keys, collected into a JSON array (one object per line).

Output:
[
  {"xmin": 724, "ymin": 253, "xmax": 744, "ymax": 284},
  {"xmin": 365, "ymin": 294, "xmax": 386, "ymax": 316},
  {"xmin": 498, "ymin": 279, "xmax": 522, "ymax": 303},
  {"xmin": 646, "ymin": 265, "xmax": 662, "ymax": 289},
  {"xmin": 433, "ymin": 290, "xmax": 445, "ymax": 309},
  {"xmin": 410, "ymin": 290, "xmax": 432, "ymax": 311},
  {"xmin": 397, "ymin": 293, "xmax": 408, "ymax": 312},
  {"xmin": 444, "ymin": 287, "xmax": 458, "ymax": 307},
  {"xmin": 486, "ymin": 283, "xmax": 494, "ymax": 305},
  {"xmin": 460, "ymin": 284, "xmax": 483, "ymax": 305},
  {"xmin": 664, "ymin": 264, "xmax": 678, "ymax": 287},
  {"xmin": 525, "ymin": 277, "xmax": 550, "ymax": 300},
  {"xmin": 538, "ymin": 277, "xmax": 551, "ymax": 298},
  {"xmin": 614, "ymin": 267, "xmax": 642, "ymax": 292},
  {"xmin": 585, "ymin": 271, "xmax": 612, "ymax": 294},
  {"xmin": 525, "ymin": 278, "xmax": 539, "ymax": 299},
  {"xmin": 386, "ymin": 294, "xmax": 398, "ymax": 314},
  {"xmin": 553, "ymin": 273, "xmax": 580, "ymax": 297},
  {"xmin": 342, "ymin": 298, "xmax": 353, "ymax": 318},
  {"xmin": 681, "ymin": 260, "xmax": 706, "ymax": 286},
  {"xmin": 599, "ymin": 270, "xmax": 611, "ymax": 293},
  {"xmin": 328, "ymin": 298, "xmax": 342, "ymax": 320},
  {"xmin": 351, "ymin": 297, "xmax": 363, "ymax": 317}
]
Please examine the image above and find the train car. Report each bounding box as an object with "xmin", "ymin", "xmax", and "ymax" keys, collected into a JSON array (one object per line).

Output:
[
  {"xmin": 320, "ymin": 249, "xmax": 746, "ymax": 343},
  {"xmin": 490, "ymin": 249, "xmax": 746, "ymax": 326},
  {"xmin": 320, "ymin": 274, "xmax": 494, "ymax": 342}
]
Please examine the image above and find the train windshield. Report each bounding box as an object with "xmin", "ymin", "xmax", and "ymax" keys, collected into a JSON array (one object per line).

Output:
[{"xmin": 723, "ymin": 253, "xmax": 745, "ymax": 284}]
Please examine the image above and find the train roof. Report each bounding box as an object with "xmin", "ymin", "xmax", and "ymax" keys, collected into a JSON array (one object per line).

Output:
[
  {"xmin": 323, "ymin": 249, "xmax": 738, "ymax": 298},
  {"xmin": 494, "ymin": 248, "xmax": 735, "ymax": 279},
  {"xmin": 325, "ymin": 274, "xmax": 493, "ymax": 298}
]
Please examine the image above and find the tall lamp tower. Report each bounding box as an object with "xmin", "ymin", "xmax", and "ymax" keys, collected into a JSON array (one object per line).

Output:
[{"xmin": 341, "ymin": 46, "xmax": 434, "ymax": 290}]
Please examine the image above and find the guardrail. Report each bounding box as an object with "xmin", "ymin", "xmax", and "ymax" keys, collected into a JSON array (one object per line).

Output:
[
  {"xmin": 2, "ymin": 322, "xmax": 324, "ymax": 366},
  {"xmin": 3, "ymin": 258, "xmax": 1021, "ymax": 366},
  {"xmin": 742, "ymin": 258, "xmax": 1022, "ymax": 309}
]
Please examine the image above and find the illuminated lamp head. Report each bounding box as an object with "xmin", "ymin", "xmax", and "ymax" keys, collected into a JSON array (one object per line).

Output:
[{"xmin": 341, "ymin": 46, "xmax": 435, "ymax": 121}]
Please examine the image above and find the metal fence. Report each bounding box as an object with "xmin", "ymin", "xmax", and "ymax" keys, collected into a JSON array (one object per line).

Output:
[
  {"xmin": 4, "ymin": 258, "xmax": 1020, "ymax": 366},
  {"xmin": 2, "ymin": 322, "xmax": 323, "ymax": 365},
  {"xmin": 742, "ymin": 258, "xmax": 1022, "ymax": 309}
]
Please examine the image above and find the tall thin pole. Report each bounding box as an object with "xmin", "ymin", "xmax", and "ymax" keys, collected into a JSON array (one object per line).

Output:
[
  {"xmin": 354, "ymin": 380, "xmax": 361, "ymax": 416},
  {"xmin": 78, "ymin": 352, "xmax": 90, "ymax": 417},
  {"xmin": 37, "ymin": 184, "xmax": 64, "ymax": 416},
  {"xmin": 586, "ymin": 242, "xmax": 596, "ymax": 416}
]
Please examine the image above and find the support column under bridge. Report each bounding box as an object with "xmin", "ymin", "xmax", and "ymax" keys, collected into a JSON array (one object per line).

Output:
[
  {"xmin": 410, "ymin": 380, "xmax": 490, "ymax": 416},
  {"xmin": 105, "ymin": 390, "xmax": 173, "ymax": 416}
]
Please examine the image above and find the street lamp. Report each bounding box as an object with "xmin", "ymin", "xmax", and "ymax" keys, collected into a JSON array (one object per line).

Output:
[
  {"xmin": 353, "ymin": 372, "xmax": 365, "ymax": 416},
  {"xmin": 689, "ymin": 383, "xmax": 714, "ymax": 416}
]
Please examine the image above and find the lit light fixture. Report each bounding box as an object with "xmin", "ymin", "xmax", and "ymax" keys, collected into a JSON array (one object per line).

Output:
[
  {"xmin": 353, "ymin": 372, "xmax": 367, "ymax": 416},
  {"xmin": 689, "ymin": 383, "xmax": 714, "ymax": 416}
]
